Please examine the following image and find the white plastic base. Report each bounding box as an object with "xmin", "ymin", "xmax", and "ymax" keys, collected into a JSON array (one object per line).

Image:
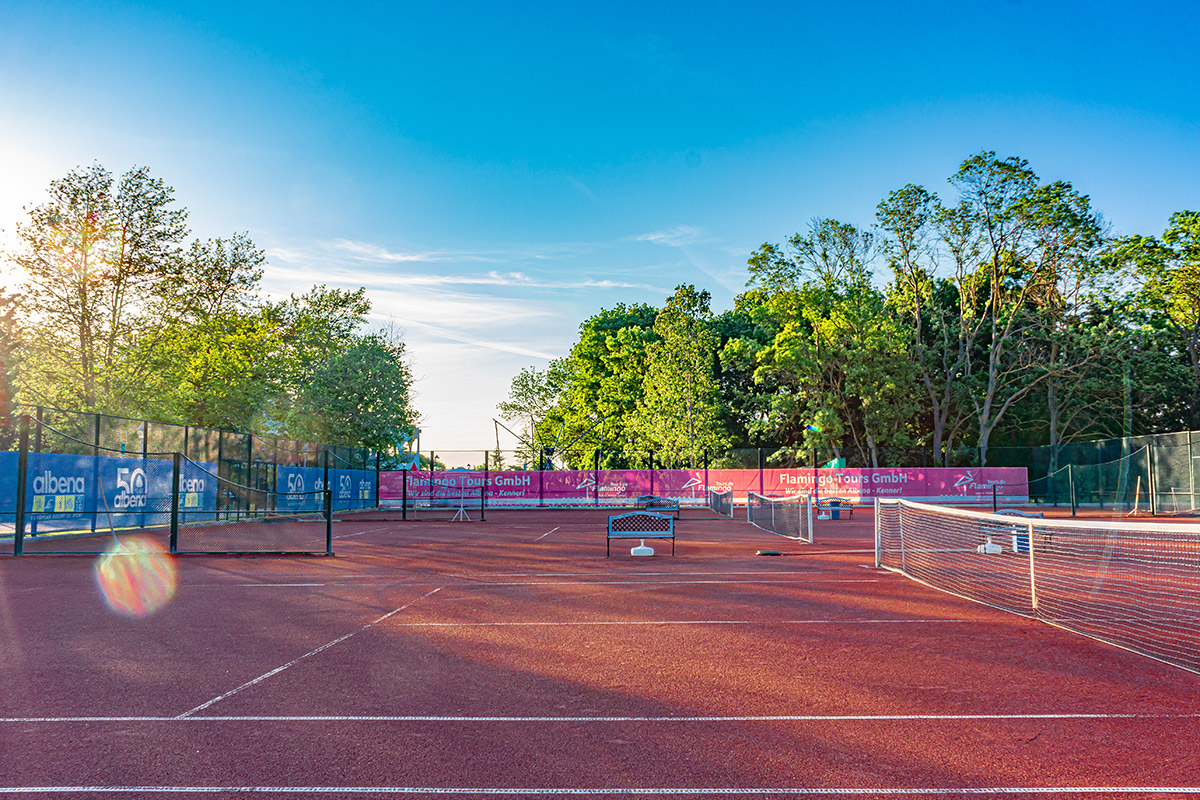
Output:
[
  {"xmin": 976, "ymin": 536, "xmax": 1002, "ymax": 555},
  {"xmin": 631, "ymin": 539, "xmax": 655, "ymax": 556}
]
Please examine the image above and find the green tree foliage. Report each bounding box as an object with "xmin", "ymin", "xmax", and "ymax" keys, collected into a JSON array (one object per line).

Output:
[
  {"xmin": 288, "ymin": 328, "xmax": 415, "ymax": 451},
  {"xmin": 7, "ymin": 164, "xmax": 417, "ymax": 450},
  {"xmin": 12, "ymin": 163, "xmax": 188, "ymax": 410},
  {"xmin": 631, "ymin": 285, "xmax": 728, "ymax": 466},
  {"xmin": 502, "ymin": 151, "xmax": 1193, "ymax": 468},
  {"xmin": 0, "ymin": 287, "xmax": 20, "ymax": 424}
]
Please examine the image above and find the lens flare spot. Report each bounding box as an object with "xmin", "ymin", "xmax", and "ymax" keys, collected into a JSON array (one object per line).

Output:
[{"xmin": 94, "ymin": 535, "xmax": 177, "ymax": 617}]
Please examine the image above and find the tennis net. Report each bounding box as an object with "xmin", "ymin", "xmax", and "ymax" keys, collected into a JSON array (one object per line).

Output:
[
  {"xmin": 707, "ymin": 488, "xmax": 733, "ymax": 518},
  {"xmin": 747, "ymin": 492, "xmax": 812, "ymax": 543},
  {"xmin": 876, "ymin": 499, "xmax": 1200, "ymax": 674}
]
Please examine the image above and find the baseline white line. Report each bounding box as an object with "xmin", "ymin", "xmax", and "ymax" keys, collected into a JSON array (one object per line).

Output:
[
  {"xmin": 175, "ymin": 587, "xmax": 442, "ymax": 719},
  {"xmin": 4, "ymin": 711, "xmax": 1195, "ymax": 723},
  {"xmin": 474, "ymin": 579, "xmax": 878, "ymax": 586},
  {"xmin": 1, "ymin": 786, "xmax": 1198, "ymax": 794},
  {"xmin": 533, "ymin": 526, "xmax": 560, "ymax": 542},
  {"xmin": 385, "ymin": 618, "xmax": 971, "ymax": 628}
]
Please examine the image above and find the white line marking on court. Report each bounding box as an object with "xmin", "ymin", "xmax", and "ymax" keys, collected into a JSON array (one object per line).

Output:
[
  {"xmin": 2, "ymin": 786, "xmax": 1199, "ymax": 795},
  {"xmin": 4, "ymin": 711, "xmax": 1195, "ymax": 723},
  {"xmin": 238, "ymin": 584, "xmax": 325, "ymax": 588},
  {"xmin": 534, "ymin": 526, "xmax": 560, "ymax": 542},
  {"xmin": 175, "ymin": 587, "xmax": 443, "ymax": 719},
  {"xmin": 333, "ymin": 524, "xmax": 397, "ymax": 540},
  {"xmin": 386, "ymin": 618, "xmax": 971, "ymax": 628},
  {"xmin": 476, "ymin": 579, "xmax": 879, "ymax": 587}
]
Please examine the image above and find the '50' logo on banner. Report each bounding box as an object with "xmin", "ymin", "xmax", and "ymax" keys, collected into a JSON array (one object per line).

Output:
[{"xmin": 115, "ymin": 467, "xmax": 148, "ymax": 509}]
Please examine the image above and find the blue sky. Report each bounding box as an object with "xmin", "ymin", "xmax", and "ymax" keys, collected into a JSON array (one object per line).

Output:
[{"xmin": 2, "ymin": 1, "xmax": 1198, "ymax": 450}]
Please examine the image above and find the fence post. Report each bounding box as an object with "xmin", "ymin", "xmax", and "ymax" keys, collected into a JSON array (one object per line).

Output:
[
  {"xmin": 14, "ymin": 415, "xmax": 29, "ymax": 556},
  {"xmin": 480, "ymin": 484, "xmax": 486, "ymax": 522},
  {"xmin": 375, "ymin": 452, "xmax": 381, "ymax": 509},
  {"xmin": 703, "ymin": 449, "xmax": 709, "ymax": 498},
  {"xmin": 992, "ymin": 484, "xmax": 998, "ymax": 513},
  {"xmin": 91, "ymin": 412, "xmax": 101, "ymax": 534},
  {"xmin": 402, "ymin": 468, "xmax": 408, "ymax": 521},
  {"xmin": 324, "ymin": 489, "xmax": 333, "ymax": 555},
  {"xmin": 649, "ymin": 451, "xmax": 655, "ymax": 497},
  {"xmin": 539, "ymin": 450, "xmax": 545, "ymax": 507},
  {"xmin": 758, "ymin": 448, "xmax": 764, "ymax": 496},
  {"xmin": 323, "ymin": 449, "xmax": 331, "ymax": 515},
  {"xmin": 169, "ymin": 452, "xmax": 181, "ymax": 554}
]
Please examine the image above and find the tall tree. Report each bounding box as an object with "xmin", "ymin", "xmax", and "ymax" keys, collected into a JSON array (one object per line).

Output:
[
  {"xmin": 632, "ymin": 285, "xmax": 728, "ymax": 466},
  {"xmin": 12, "ymin": 164, "xmax": 187, "ymax": 410},
  {"xmin": 1119, "ymin": 212, "xmax": 1200, "ymax": 427}
]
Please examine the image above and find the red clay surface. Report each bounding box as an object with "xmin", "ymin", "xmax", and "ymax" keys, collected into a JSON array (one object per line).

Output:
[{"xmin": 0, "ymin": 507, "xmax": 1198, "ymax": 797}]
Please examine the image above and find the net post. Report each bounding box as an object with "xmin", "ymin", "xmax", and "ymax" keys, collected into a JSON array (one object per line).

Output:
[
  {"xmin": 324, "ymin": 488, "xmax": 333, "ymax": 554},
  {"xmin": 873, "ymin": 498, "xmax": 880, "ymax": 567},
  {"xmin": 1148, "ymin": 445, "xmax": 1158, "ymax": 516},
  {"xmin": 1069, "ymin": 464, "xmax": 1077, "ymax": 517},
  {"xmin": 758, "ymin": 448, "xmax": 764, "ymax": 496},
  {"xmin": 1027, "ymin": 520, "xmax": 1037, "ymax": 611},
  {"xmin": 806, "ymin": 494, "xmax": 814, "ymax": 544},
  {"xmin": 169, "ymin": 452, "xmax": 181, "ymax": 554},
  {"xmin": 13, "ymin": 414, "xmax": 29, "ymax": 556},
  {"xmin": 402, "ymin": 467, "xmax": 408, "ymax": 521}
]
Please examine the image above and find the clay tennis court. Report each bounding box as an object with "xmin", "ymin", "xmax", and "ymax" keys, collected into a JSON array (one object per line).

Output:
[{"xmin": 1, "ymin": 507, "xmax": 1198, "ymax": 797}]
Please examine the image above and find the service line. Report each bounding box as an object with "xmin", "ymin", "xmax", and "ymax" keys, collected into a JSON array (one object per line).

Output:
[{"xmin": 174, "ymin": 587, "xmax": 442, "ymax": 719}]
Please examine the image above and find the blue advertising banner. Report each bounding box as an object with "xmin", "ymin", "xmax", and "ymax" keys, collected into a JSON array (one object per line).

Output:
[
  {"xmin": 276, "ymin": 466, "xmax": 375, "ymax": 511},
  {"xmin": 1, "ymin": 452, "xmax": 219, "ymax": 535}
]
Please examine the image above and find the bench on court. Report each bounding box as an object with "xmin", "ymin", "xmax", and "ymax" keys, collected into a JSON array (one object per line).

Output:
[
  {"xmin": 607, "ymin": 511, "xmax": 675, "ymax": 556},
  {"xmin": 816, "ymin": 497, "xmax": 854, "ymax": 520}
]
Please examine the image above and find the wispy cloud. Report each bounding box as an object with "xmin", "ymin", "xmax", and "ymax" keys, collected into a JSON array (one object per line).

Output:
[
  {"xmin": 270, "ymin": 237, "xmax": 599, "ymax": 267},
  {"xmin": 634, "ymin": 224, "xmax": 711, "ymax": 247},
  {"xmin": 265, "ymin": 244, "xmax": 667, "ymax": 297}
]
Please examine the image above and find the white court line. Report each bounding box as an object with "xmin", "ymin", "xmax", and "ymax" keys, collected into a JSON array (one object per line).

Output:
[
  {"xmin": 474, "ymin": 579, "xmax": 878, "ymax": 586},
  {"xmin": 533, "ymin": 526, "xmax": 560, "ymax": 542},
  {"xmin": 1, "ymin": 786, "xmax": 1199, "ymax": 795},
  {"xmin": 175, "ymin": 587, "xmax": 442, "ymax": 719},
  {"xmin": 333, "ymin": 524, "xmax": 398, "ymax": 540},
  {"xmin": 386, "ymin": 618, "xmax": 970, "ymax": 628},
  {"xmin": 239, "ymin": 584, "xmax": 325, "ymax": 588},
  {"xmin": 5, "ymin": 711, "xmax": 1195, "ymax": 723}
]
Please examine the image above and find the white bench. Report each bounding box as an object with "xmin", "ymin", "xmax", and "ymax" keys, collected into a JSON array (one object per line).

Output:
[{"xmin": 607, "ymin": 511, "xmax": 675, "ymax": 556}]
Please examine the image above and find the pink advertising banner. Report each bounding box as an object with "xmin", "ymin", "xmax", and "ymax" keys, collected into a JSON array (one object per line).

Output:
[{"xmin": 379, "ymin": 467, "xmax": 1028, "ymax": 506}]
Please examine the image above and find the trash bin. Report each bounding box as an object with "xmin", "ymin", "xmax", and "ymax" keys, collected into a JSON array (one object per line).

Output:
[{"xmin": 829, "ymin": 499, "xmax": 841, "ymax": 520}]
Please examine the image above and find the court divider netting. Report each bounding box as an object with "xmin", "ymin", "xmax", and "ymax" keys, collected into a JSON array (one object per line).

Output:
[
  {"xmin": 6, "ymin": 414, "xmax": 334, "ymax": 556},
  {"xmin": 875, "ymin": 498, "xmax": 1200, "ymax": 674},
  {"xmin": 706, "ymin": 488, "xmax": 733, "ymax": 518},
  {"xmin": 747, "ymin": 492, "xmax": 813, "ymax": 543}
]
